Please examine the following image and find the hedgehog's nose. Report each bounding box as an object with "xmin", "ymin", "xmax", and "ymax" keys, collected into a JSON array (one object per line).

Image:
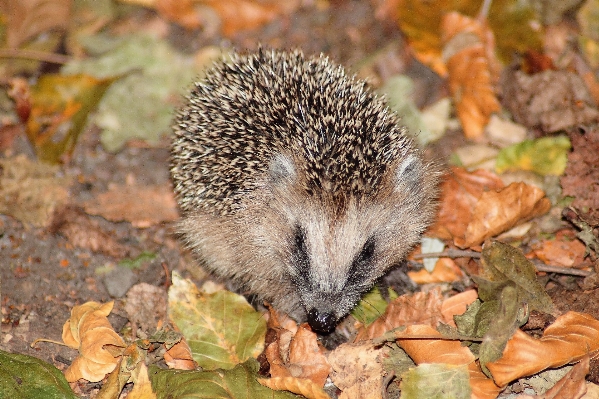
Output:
[{"xmin": 307, "ymin": 309, "xmax": 336, "ymax": 333}]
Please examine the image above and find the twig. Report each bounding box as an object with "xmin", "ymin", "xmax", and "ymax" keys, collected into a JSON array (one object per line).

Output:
[
  {"xmin": 0, "ymin": 48, "xmax": 71, "ymax": 64},
  {"xmin": 532, "ymin": 261, "xmax": 593, "ymax": 277},
  {"xmin": 414, "ymin": 250, "xmax": 481, "ymax": 259}
]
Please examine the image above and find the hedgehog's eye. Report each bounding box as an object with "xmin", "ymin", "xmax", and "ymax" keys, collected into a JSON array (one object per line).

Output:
[{"xmin": 357, "ymin": 236, "xmax": 375, "ymax": 264}]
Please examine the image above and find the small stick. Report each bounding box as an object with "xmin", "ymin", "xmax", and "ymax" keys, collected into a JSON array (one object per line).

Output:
[{"xmin": 0, "ymin": 48, "xmax": 71, "ymax": 64}]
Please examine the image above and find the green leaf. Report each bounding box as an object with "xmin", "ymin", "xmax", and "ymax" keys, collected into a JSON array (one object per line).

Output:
[
  {"xmin": 400, "ymin": 363, "xmax": 471, "ymax": 399},
  {"xmin": 27, "ymin": 73, "xmax": 117, "ymax": 163},
  {"xmin": 495, "ymin": 135, "xmax": 571, "ymax": 175},
  {"xmin": 0, "ymin": 350, "xmax": 78, "ymax": 399},
  {"xmin": 168, "ymin": 272, "xmax": 267, "ymax": 370},
  {"xmin": 351, "ymin": 286, "xmax": 398, "ymax": 326},
  {"xmin": 480, "ymin": 241, "xmax": 554, "ymax": 314},
  {"xmin": 149, "ymin": 360, "xmax": 298, "ymax": 399}
]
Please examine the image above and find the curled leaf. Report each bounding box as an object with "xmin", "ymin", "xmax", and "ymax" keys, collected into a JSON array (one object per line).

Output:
[
  {"xmin": 61, "ymin": 301, "xmax": 126, "ymax": 382},
  {"xmin": 487, "ymin": 312, "xmax": 599, "ymax": 387}
]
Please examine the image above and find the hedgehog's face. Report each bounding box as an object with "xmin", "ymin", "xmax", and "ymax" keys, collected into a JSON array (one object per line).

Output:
[{"xmin": 267, "ymin": 152, "xmax": 435, "ymax": 333}]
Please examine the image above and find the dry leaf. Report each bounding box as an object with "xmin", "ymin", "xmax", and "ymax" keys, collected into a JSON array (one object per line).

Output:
[
  {"xmin": 442, "ymin": 12, "xmax": 501, "ymax": 139},
  {"xmin": 62, "ymin": 301, "xmax": 126, "ymax": 382},
  {"xmin": 355, "ymin": 288, "xmax": 445, "ymax": 341},
  {"xmin": 427, "ymin": 167, "xmax": 504, "ymax": 241},
  {"xmin": 440, "ymin": 289, "xmax": 479, "ymax": 327},
  {"xmin": 487, "ymin": 312, "xmax": 599, "ymax": 387},
  {"xmin": 528, "ymin": 356, "xmax": 589, "ymax": 399},
  {"xmin": 84, "ymin": 184, "xmax": 179, "ymax": 228},
  {"xmin": 407, "ymin": 257, "xmax": 464, "ymax": 284},
  {"xmin": 258, "ymin": 377, "xmax": 330, "ymax": 399},
  {"xmin": 164, "ymin": 339, "xmax": 197, "ymax": 370},
  {"xmin": 265, "ymin": 323, "xmax": 330, "ymax": 387},
  {"xmin": 328, "ymin": 342, "xmax": 385, "ymax": 399},
  {"xmin": 532, "ymin": 234, "xmax": 588, "ymax": 268},
  {"xmin": 455, "ymin": 182, "xmax": 551, "ymax": 248}
]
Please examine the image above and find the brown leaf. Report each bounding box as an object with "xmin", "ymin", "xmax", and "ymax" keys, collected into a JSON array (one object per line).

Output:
[
  {"xmin": 62, "ymin": 301, "xmax": 126, "ymax": 382},
  {"xmin": 355, "ymin": 288, "xmax": 445, "ymax": 341},
  {"xmin": 532, "ymin": 233, "xmax": 588, "ymax": 268},
  {"xmin": 441, "ymin": 12, "xmax": 501, "ymax": 139},
  {"xmin": 84, "ymin": 184, "xmax": 179, "ymax": 228},
  {"xmin": 1, "ymin": 0, "xmax": 71, "ymax": 48},
  {"xmin": 328, "ymin": 342, "xmax": 385, "ymax": 399},
  {"xmin": 265, "ymin": 322, "xmax": 330, "ymax": 387},
  {"xmin": 455, "ymin": 182, "xmax": 551, "ymax": 248},
  {"xmin": 258, "ymin": 377, "xmax": 330, "ymax": 399},
  {"xmin": 530, "ymin": 355, "xmax": 589, "ymax": 399},
  {"xmin": 50, "ymin": 205, "xmax": 130, "ymax": 258},
  {"xmin": 427, "ymin": 167, "xmax": 504, "ymax": 241},
  {"xmin": 440, "ymin": 289, "xmax": 479, "ymax": 327},
  {"xmin": 164, "ymin": 339, "xmax": 197, "ymax": 370},
  {"xmin": 407, "ymin": 257, "xmax": 464, "ymax": 284},
  {"xmin": 487, "ymin": 312, "xmax": 599, "ymax": 387}
]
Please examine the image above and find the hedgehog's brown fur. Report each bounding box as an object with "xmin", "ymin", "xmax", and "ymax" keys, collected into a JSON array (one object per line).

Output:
[{"xmin": 171, "ymin": 49, "xmax": 438, "ymax": 332}]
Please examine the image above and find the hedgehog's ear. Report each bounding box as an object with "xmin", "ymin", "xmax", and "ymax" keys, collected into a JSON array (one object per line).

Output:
[
  {"xmin": 268, "ymin": 153, "xmax": 297, "ymax": 186},
  {"xmin": 394, "ymin": 153, "xmax": 423, "ymax": 192}
]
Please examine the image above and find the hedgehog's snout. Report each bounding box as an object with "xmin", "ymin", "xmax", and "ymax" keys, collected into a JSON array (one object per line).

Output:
[{"xmin": 307, "ymin": 308, "xmax": 337, "ymax": 333}]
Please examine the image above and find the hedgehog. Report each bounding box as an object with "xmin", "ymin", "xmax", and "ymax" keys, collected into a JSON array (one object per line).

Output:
[{"xmin": 170, "ymin": 49, "xmax": 438, "ymax": 333}]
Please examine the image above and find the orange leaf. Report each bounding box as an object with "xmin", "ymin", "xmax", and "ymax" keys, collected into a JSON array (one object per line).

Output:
[
  {"xmin": 528, "ymin": 355, "xmax": 589, "ymax": 399},
  {"xmin": 408, "ymin": 257, "xmax": 464, "ymax": 284},
  {"xmin": 455, "ymin": 182, "xmax": 551, "ymax": 248},
  {"xmin": 442, "ymin": 12, "xmax": 501, "ymax": 139},
  {"xmin": 440, "ymin": 289, "xmax": 479, "ymax": 327},
  {"xmin": 427, "ymin": 167, "xmax": 504, "ymax": 241},
  {"xmin": 164, "ymin": 339, "xmax": 197, "ymax": 370},
  {"xmin": 532, "ymin": 234, "xmax": 587, "ymax": 268},
  {"xmin": 61, "ymin": 301, "xmax": 126, "ymax": 382},
  {"xmin": 355, "ymin": 288, "xmax": 445, "ymax": 341},
  {"xmin": 265, "ymin": 322, "xmax": 330, "ymax": 387},
  {"xmin": 258, "ymin": 377, "xmax": 330, "ymax": 399},
  {"xmin": 487, "ymin": 312, "xmax": 599, "ymax": 387}
]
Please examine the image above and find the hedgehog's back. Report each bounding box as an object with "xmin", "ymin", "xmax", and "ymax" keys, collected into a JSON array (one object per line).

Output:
[{"xmin": 170, "ymin": 49, "xmax": 413, "ymax": 216}]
